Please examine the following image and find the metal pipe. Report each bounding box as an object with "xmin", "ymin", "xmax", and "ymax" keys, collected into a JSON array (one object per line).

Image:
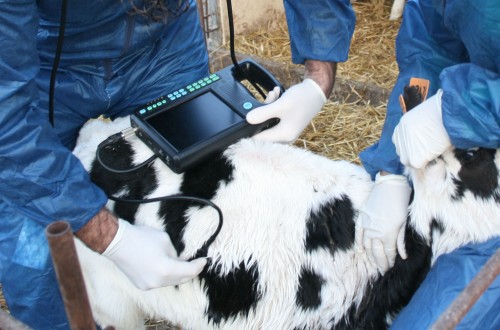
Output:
[
  {"xmin": 431, "ymin": 247, "xmax": 500, "ymax": 330},
  {"xmin": 45, "ymin": 221, "xmax": 96, "ymax": 330},
  {"xmin": 195, "ymin": 0, "xmax": 208, "ymax": 49}
]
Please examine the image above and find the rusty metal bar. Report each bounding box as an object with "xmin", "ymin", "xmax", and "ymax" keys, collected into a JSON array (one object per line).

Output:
[
  {"xmin": 45, "ymin": 221, "xmax": 96, "ymax": 330},
  {"xmin": 195, "ymin": 0, "xmax": 208, "ymax": 48},
  {"xmin": 0, "ymin": 309, "xmax": 32, "ymax": 330},
  {"xmin": 431, "ymin": 247, "xmax": 500, "ymax": 330}
]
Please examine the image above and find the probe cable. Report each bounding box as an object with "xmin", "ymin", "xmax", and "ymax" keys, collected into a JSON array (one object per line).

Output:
[
  {"xmin": 96, "ymin": 129, "xmax": 158, "ymax": 174},
  {"xmin": 226, "ymin": 0, "xmax": 266, "ymax": 99},
  {"xmin": 108, "ymin": 194, "xmax": 223, "ymax": 260}
]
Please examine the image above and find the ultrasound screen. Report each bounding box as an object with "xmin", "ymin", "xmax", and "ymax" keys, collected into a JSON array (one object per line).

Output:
[{"xmin": 146, "ymin": 91, "xmax": 244, "ymax": 151}]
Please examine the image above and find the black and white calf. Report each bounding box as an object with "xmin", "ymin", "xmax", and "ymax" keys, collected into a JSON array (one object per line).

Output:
[{"xmin": 73, "ymin": 117, "xmax": 500, "ymax": 330}]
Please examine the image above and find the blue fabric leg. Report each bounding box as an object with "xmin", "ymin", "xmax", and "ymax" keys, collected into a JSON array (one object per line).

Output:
[{"xmin": 391, "ymin": 237, "xmax": 500, "ymax": 330}]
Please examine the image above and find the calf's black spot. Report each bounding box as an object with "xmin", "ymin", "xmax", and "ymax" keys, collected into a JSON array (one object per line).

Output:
[
  {"xmin": 201, "ymin": 261, "xmax": 260, "ymax": 324},
  {"xmin": 305, "ymin": 195, "xmax": 356, "ymax": 254},
  {"xmin": 296, "ymin": 267, "xmax": 324, "ymax": 310}
]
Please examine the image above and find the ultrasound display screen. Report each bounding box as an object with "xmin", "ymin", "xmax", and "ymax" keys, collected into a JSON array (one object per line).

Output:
[{"xmin": 145, "ymin": 91, "xmax": 244, "ymax": 151}]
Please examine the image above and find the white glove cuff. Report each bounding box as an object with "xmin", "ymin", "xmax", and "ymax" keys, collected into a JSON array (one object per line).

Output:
[
  {"xmin": 375, "ymin": 173, "xmax": 410, "ymax": 187},
  {"xmin": 103, "ymin": 218, "xmax": 128, "ymax": 256},
  {"xmin": 434, "ymin": 89, "xmax": 443, "ymax": 110},
  {"xmin": 303, "ymin": 78, "xmax": 327, "ymax": 104}
]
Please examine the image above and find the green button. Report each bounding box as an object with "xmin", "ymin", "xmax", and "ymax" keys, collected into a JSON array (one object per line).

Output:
[{"xmin": 147, "ymin": 106, "xmax": 152, "ymax": 110}]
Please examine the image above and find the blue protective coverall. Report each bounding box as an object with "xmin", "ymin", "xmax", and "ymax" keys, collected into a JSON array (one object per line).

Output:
[
  {"xmin": 358, "ymin": 0, "xmax": 500, "ymax": 328},
  {"xmin": 0, "ymin": 0, "xmax": 355, "ymax": 328}
]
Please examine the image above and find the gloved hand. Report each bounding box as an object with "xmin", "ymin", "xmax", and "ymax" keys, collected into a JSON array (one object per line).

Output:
[
  {"xmin": 392, "ymin": 89, "xmax": 451, "ymax": 169},
  {"xmin": 246, "ymin": 78, "xmax": 327, "ymax": 143},
  {"xmin": 356, "ymin": 173, "xmax": 411, "ymax": 273},
  {"xmin": 103, "ymin": 219, "xmax": 207, "ymax": 290}
]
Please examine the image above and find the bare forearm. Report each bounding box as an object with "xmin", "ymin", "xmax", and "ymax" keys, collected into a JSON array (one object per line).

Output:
[
  {"xmin": 75, "ymin": 207, "xmax": 118, "ymax": 253},
  {"xmin": 304, "ymin": 60, "xmax": 337, "ymax": 98}
]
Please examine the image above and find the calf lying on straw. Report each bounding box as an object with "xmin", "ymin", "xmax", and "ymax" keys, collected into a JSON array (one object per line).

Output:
[{"xmin": 73, "ymin": 98, "xmax": 500, "ymax": 330}]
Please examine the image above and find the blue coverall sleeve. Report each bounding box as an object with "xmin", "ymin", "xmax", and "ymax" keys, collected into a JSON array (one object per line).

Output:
[
  {"xmin": 283, "ymin": 0, "xmax": 356, "ymax": 64},
  {"xmin": 0, "ymin": 1, "xmax": 107, "ymax": 230},
  {"xmin": 359, "ymin": 0, "xmax": 500, "ymax": 179}
]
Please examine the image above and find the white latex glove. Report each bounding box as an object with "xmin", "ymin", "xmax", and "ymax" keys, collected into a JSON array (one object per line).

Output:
[
  {"xmin": 392, "ymin": 89, "xmax": 451, "ymax": 168},
  {"xmin": 103, "ymin": 219, "xmax": 207, "ymax": 290},
  {"xmin": 246, "ymin": 78, "xmax": 327, "ymax": 143},
  {"xmin": 356, "ymin": 173, "xmax": 411, "ymax": 273}
]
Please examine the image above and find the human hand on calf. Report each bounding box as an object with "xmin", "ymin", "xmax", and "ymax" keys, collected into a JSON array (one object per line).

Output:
[
  {"xmin": 392, "ymin": 89, "xmax": 452, "ymax": 169},
  {"xmin": 246, "ymin": 78, "xmax": 326, "ymax": 143},
  {"xmin": 356, "ymin": 173, "xmax": 411, "ymax": 273},
  {"xmin": 102, "ymin": 219, "xmax": 207, "ymax": 290}
]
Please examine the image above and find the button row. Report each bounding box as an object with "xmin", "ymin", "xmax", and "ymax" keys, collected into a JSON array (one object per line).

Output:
[
  {"xmin": 186, "ymin": 74, "xmax": 220, "ymax": 93},
  {"xmin": 139, "ymin": 99, "xmax": 168, "ymax": 115},
  {"xmin": 138, "ymin": 73, "xmax": 220, "ymax": 115}
]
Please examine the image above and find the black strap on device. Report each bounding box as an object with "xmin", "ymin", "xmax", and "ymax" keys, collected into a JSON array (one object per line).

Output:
[{"xmin": 226, "ymin": 0, "xmax": 266, "ymax": 99}]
